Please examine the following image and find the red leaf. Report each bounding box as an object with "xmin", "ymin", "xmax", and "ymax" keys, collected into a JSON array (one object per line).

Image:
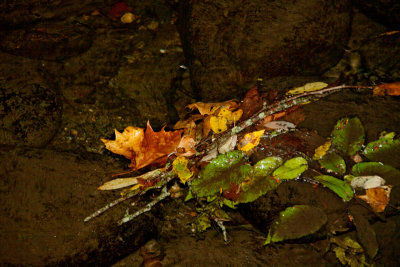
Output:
[{"xmin": 107, "ymin": 1, "xmax": 133, "ymax": 19}]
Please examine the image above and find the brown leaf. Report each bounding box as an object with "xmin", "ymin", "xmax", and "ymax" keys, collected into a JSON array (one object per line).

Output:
[
  {"xmin": 356, "ymin": 186, "xmax": 392, "ymax": 213},
  {"xmin": 175, "ymin": 135, "xmax": 197, "ymax": 157},
  {"xmin": 373, "ymin": 82, "xmax": 400, "ymax": 96},
  {"xmin": 239, "ymin": 85, "xmax": 264, "ymax": 120},
  {"xmin": 102, "ymin": 122, "xmax": 183, "ymax": 171}
]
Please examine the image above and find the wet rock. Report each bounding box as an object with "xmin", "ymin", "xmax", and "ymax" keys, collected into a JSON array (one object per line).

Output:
[
  {"xmin": 0, "ymin": 20, "xmax": 94, "ymax": 61},
  {"xmin": 0, "ymin": 53, "xmax": 62, "ymax": 148},
  {"xmin": 354, "ymin": 0, "xmax": 400, "ymax": 28},
  {"xmin": 177, "ymin": 0, "xmax": 351, "ymax": 100},
  {"xmin": 0, "ymin": 147, "xmax": 157, "ymax": 266}
]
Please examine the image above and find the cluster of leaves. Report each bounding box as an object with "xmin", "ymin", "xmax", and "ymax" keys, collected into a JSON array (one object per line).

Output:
[{"xmin": 90, "ymin": 81, "xmax": 400, "ymax": 264}]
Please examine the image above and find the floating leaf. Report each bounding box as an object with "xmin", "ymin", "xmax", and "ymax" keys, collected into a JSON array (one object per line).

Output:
[
  {"xmin": 331, "ymin": 117, "xmax": 365, "ymax": 156},
  {"xmin": 313, "ymin": 140, "xmax": 331, "ymax": 160},
  {"xmin": 356, "ymin": 186, "xmax": 391, "ymax": 213},
  {"xmin": 186, "ymin": 100, "xmax": 238, "ymax": 116},
  {"xmin": 238, "ymin": 130, "xmax": 265, "ymax": 152},
  {"xmin": 191, "ymin": 151, "xmax": 249, "ymax": 198},
  {"xmin": 272, "ymin": 157, "xmax": 308, "ymax": 181},
  {"xmin": 363, "ymin": 135, "xmax": 400, "ymax": 168},
  {"xmin": 318, "ymin": 151, "xmax": 346, "ymax": 175},
  {"xmin": 351, "ymin": 175, "xmax": 386, "ymax": 189},
  {"xmin": 264, "ymin": 205, "xmax": 327, "ymax": 245},
  {"xmin": 313, "ymin": 175, "xmax": 354, "ymax": 201},
  {"xmin": 98, "ymin": 177, "xmax": 138, "ymax": 190},
  {"xmin": 352, "ymin": 162, "xmax": 400, "ymax": 186},
  {"xmin": 172, "ymin": 157, "xmax": 193, "ymax": 184},
  {"xmin": 210, "ymin": 115, "xmax": 228, "ymax": 134},
  {"xmin": 373, "ymin": 81, "xmax": 400, "ymax": 96},
  {"xmin": 101, "ymin": 122, "xmax": 183, "ymax": 171},
  {"xmin": 237, "ymin": 157, "xmax": 283, "ymax": 203},
  {"xmin": 285, "ymin": 82, "xmax": 328, "ymax": 95}
]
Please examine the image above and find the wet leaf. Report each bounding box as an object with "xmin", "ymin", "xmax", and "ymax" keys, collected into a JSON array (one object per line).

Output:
[
  {"xmin": 238, "ymin": 130, "xmax": 265, "ymax": 152},
  {"xmin": 363, "ymin": 134, "xmax": 400, "ymax": 168},
  {"xmin": 318, "ymin": 151, "xmax": 346, "ymax": 175},
  {"xmin": 210, "ymin": 108, "xmax": 243, "ymax": 134},
  {"xmin": 330, "ymin": 236, "xmax": 367, "ymax": 267},
  {"xmin": 331, "ymin": 117, "xmax": 365, "ymax": 156},
  {"xmin": 285, "ymin": 82, "xmax": 328, "ymax": 95},
  {"xmin": 351, "ymin": 175, "xmax": 386, "ymax": 189},
  {"xmin": 272, "ymin": 157, "xmax": 308, "ymax": 181},
  {"xmin": 237, "ymin": 156, "xmax": 283, "ymax": 203},
  {"xmin": 351, "ymin": 162, "xmax": 400, "ymax": 186},
  {"xmin": 218, "ymin": 135, "xmax": 238, "ymax": 154},
  {"xmin": 98, "ymin": 177, "xmax": 138, "ymax": 190},
  {"xmin": 313, "ymin": 140, "xmax": 331, "ymax": 160},
  {"xmin": 373, "ymin": 82, "xmax": 400, "ymax": 96},
  {"xmin": 264, "ymin": 205, "xmax": 327, "ymax": 245},
  {"xmin": 262, "ymin": 121, "xmax": 296, "ymax": 131},
  {"xmin": 239, "ymin": 85, "xmax": 264, "ymax": 120},
  {"xmin": 175, "ymin": 135, "xmax": 197, "ymax": 157},
  {"xmin": 172, "ymin": 157, "xmax": 193, "ymax": 184},
  {"xmin": 186, "ymin": 100, "xmax": 238, "ymax": 116},
  {"xmin": 313, "ymin": 175, "xmax": 354, "ymax": 201},
  {"xmin": 102, "ymin": 122, "xmax": 183, "ymax": 171},
  {"xmin": 191, "ymin": 151, "xmax": 248, "ymax": 198},
  {"xmin": 356, "ymin": 186, "xmax": 391, "ymax": 213}
]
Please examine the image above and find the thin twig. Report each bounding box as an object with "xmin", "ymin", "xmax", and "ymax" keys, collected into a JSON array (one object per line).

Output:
[
  {"xmin": 84, "ymin": 190, "xmax": 138, "ymax": 222},
  {"xmin": 118, "ymin": 186, "xmax": 170, "ymax": 225}
]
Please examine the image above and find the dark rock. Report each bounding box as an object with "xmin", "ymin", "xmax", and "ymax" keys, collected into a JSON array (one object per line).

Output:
[
  {"xmin": 177, "ymin": 0, "xmax": 351, "ymax": 100},
  {"xmin": 354, "ymin": 0, "xmax": 400, "ymax": 29},
  {"xmin": 0, "ymin": 53, "xmax": 62, "ymax": 148},
  {"xmin": 0, "ymin": 148, "xmax": 157, "ymax": 266}
]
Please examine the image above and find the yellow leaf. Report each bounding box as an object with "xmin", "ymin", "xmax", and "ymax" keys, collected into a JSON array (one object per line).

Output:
[
  {"xmin": 238, "ymin": 130, "xmax": 265, "ymax": 152},
  {"xmin": 210, "ymin": 115, "xmax": 228, "ymax": 133},
  {"xmin": 186, "ymin": 100, "xmax": 238, "ymax": 116},
  {"xmin": 172, "ymin": 157, "xmax": 193, "ymax": 184},
  {"xmin": 98, "ymin": 177, "xmax": 138, "ymax": 190},
  {"xmin": 101, "ymin": 126, "xmax": 144, "ymax": 159},
  {"xmin": 286, "ymin": 82, "xmax": 328, "ymax": 95},
  {"xmin": 313, "ymin": 140, "xmax": 331, "ymax": 160}
]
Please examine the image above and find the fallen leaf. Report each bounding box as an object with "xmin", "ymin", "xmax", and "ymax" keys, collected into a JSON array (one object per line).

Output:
[
  {"xmin": 186, "ymin": 100, "xmax": 238, "ymax": 116},
  {"xmin": 175, "ymin": 135, "xmax": 197, "ymax": 157},
  {"xmin": 285, "ymin": 82, "xmax": 328, "ymax": 95},
  {"xmin": 239, "ymin": 85, "xmax": 264, "ymax": 120},
  {"xmin": 238, "ymin": 130, "xmax": 265, "ymax": 152},
  {"xmin": 261, "ymin": 105, "xmax": 301, "ymax": 124},
  {"xmin": 210, "ymin": 115, "xmax": 228, "ymax": 134},
  {"xmin": 98, "ymin": 177, "xmax": 138, "ymax": 190},
  {"xmin": 218, "ymin": 135, "xmax": 238, "ymax": 154},
  {"xmin": 262, "ymin": 121, "xmax": 296, "ymax": 131},
  {"xmin": 351, "ymin": 175, "xmax": 386, "ymax": 189},
  {"xmin": 373, "ymin": 82, "xmax": 400, "ymax": 96},
  {"xmin": 107, "ymin": 1, "xmax": 133, "ymax": 19},
  {"xmin": 313, "ymin": 140, "xmax": 332, "ymax": 160},
  {"xmin": 356, "ymin": 186, "xmax": 391, "ymax": 213},
  {"xmin": 172, "ymin": 157, "xmax": 193, "ymax": 184},
  {"xmin": 102, "ymin": 122, "xmax": 183, "ymax": 171}
]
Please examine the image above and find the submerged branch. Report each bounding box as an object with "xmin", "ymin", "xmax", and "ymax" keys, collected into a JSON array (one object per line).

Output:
[{"xmin": 118, "ymin": 186, "xmax": 170, "ymax": 225}]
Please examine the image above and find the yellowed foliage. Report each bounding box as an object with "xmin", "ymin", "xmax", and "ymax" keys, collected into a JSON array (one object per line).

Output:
[
  {"xmin": 286, "ymin": 82, "xmax": 328, "ymax": 95},
  {"xmin": 210, "ymin": 116, "xmax": 228, "ymax": 134},
  {"xmin": 238, "ymin": 130, "xmax": 265, "ymax": 152},
  {"xmin": 313, "ymin": 140, "xmax": 332, "ymax": 160},
  {"xmin": 172, "ymin": 156, "xmax": 193, "ymax": 184}
]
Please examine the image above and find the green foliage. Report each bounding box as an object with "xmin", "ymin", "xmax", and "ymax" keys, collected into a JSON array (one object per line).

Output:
[
  {"xmin": 352, "ymin": 162, "xmax": 400, "ymax": 186},
  {"xmin": 313, "ymin": 175, "xmax": 354, "ymax": 201},
  {"xmin": 272, "ymin": 157, "xmax": 308, "ymax": 180},
  {"xmin": 264, "ymin": 205, "xmax": 327, "ymax": 245},
  {"xmin": 363, "ymin": 133, "xmax": 400, "ymax": 168},
  {"xmin": 331, "ymin": 117, "xmax": 365, "ymax": 156},
  {"xmin": 318, "ymin": 151, "xmax": 346, "ymax": 175}
]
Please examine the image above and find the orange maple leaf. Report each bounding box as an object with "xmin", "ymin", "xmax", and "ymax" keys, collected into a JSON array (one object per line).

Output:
[
  {"xmin": 373, "ymin": 82, "xmax": 400, "ymax": 96},
  {"xmin": 102, "ymin": 122, "xmax": 183, "ymax": 171}
]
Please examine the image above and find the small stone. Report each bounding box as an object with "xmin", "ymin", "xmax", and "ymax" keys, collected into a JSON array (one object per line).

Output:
[{"xmin": 121, "ymin": 12, "xmax": 136, "ymax": 24}]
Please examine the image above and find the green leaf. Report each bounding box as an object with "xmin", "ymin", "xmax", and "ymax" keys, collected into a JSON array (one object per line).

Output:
[
  {"xmin": 264, "ymin": 205, "xmax": 327, "ymax": 245},
  {"xmin": 363, "ymin": 135, "xmax": 400, "ymax": 168},
  {"xmin": 272, "ymin": 157, "xmax": 308, "ymax": 181},
  {"xmin": 351, "ymin": 162, "xmax": 400, "ymax": 186},
  {"xmin": 331, "ymin": 117, "xmax": 365, "ymax": 156},
  {"xmin": 318, "ymin": 151, "xmax": 346, "ymax": 175},
  {"xmin": 191, "ymin": 151, "xmax": 249, "ymax": 197},
  {"xmin": 313, "ymin": 175, "xmax": 354, "ymax": 201},
  {"xmin": 237, "ymin": 156, "xmax": 283, "ymax": 203}
]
